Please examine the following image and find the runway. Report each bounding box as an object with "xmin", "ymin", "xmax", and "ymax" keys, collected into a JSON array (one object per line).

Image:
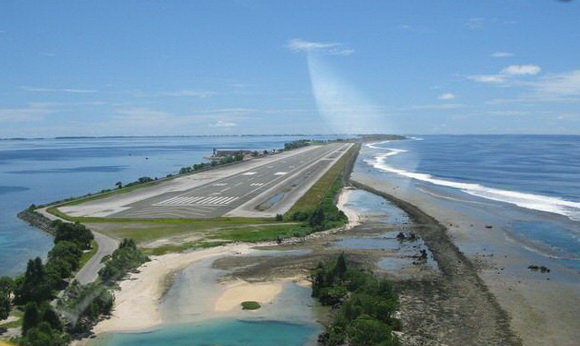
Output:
[{"xmin": 96, "ymin": 142, "xmax": 352, "ymax": 219}]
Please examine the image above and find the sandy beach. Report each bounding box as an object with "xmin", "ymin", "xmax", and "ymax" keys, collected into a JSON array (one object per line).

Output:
[
  {"xmin": 89, "ymin": 187, "xmax": 361, "ymax": 338},
  {"xmin": 336, "ymin": 187, "xmax": 362, "ymax": 230},
  {"xmin": 92, "ymin": 243, "xmax": 255, "ymax": 334}
]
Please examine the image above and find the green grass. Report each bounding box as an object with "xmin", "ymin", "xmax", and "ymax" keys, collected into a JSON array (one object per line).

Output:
[
  {"xmin": 144, "ymin": 240, "xmax": 232, "ymax": 256},
  {"xmin": 241, "ymin": 301, "xmax": 261, "ymax": 310},
  {"xmin": 78, "ymin": 240, "xmax": 98, "ymax": 269},
  {"xmin": 0, "ymin": 308, "xmax": 23, "ymax": 329},
  {"xmin": 286, "ymin": 144, "xmax": 357, "ymax": 217},
  {"xmin": 91, "ymin": 218, "xmax": 284, "ymax": 243},
  {"xmin": 207, "ymin": 223, "xmax": 310, "ymax": 242}
]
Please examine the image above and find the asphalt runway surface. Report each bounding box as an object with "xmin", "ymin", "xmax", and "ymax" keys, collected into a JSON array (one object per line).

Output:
[{"xmin": 107, "ymin": 143, "xmax": 352, "ymax": 219}]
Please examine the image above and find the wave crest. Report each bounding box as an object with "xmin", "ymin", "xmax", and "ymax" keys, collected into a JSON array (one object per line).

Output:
[{"xmin": 366, "ymin": 149, "xmax": 580, "ymax": 222}]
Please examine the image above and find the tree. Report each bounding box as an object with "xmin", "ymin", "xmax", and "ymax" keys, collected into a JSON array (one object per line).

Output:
[
  {"xmin": 334, "ymin": 253, "xmax": 347, "ymax": 280},
  {"xmin": 53, "ymin": 221, "xmax": 94, "ymax": 249},
  {"xmin": 40, "ymin": 302, "xmax": 63, "ymax": 332},
  {"xmin": 22, "ymin": 302, "xmax": 40, "ymax": 334},
  {"xmin": 48, "ymin": 241, "xmax": 82, "ymax": 272},
  {"xmin": 0, "ymin": 276, "xmax": 13, "ymax": 320},
  {"xmin": 115, "ymin": 181, "xmax": 123, "ymax": 189},
  {"xmin": 15, "ymin": 258, "xmax": 52, "ymax": 304}
]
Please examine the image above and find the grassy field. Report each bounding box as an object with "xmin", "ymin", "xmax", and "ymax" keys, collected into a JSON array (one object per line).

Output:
[{"xmin": 285, "ymin": 143, "xmax": 358, "ymax": 217}]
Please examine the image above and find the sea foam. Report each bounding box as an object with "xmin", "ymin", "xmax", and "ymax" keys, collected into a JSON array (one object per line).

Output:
[{"xmin": 366, "ymin": 146, "xmax": 580, "ymax": 222}]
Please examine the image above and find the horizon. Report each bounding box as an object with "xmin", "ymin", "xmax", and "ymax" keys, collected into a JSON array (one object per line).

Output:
[{"xmin": 1, "ymin": 1, "xmax": 579, "ymax": 137}]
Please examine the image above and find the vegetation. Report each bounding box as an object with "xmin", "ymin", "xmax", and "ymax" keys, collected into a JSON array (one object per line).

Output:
[
  {"xmin": 98, "ymin": 239, "xmax": 149, "ymax": 283},
  {"xmin": 58, "ymin": 281, "xmax": 114, "ymax": 335},
  {"xmin": 179, "ymin": 154, "xmax": 244, "ymax": 175},
  {"xmin": 283, "ymin": 139, "xmax": 310, "ymax": 151},
  {"xmin": 52, "ymin": 221, "xmax": 94, "ymax": 249},
  {"xmin": 14, "ymin": 302, "xmax": 69, "ymax": 346},
  {"xmin": 241, "ymin": 301, "xmax": 261, "ymax": 310},
  {"xmin": 312, "ymin": 254, "xmax": 400, "ymax": 346},
  {"xmin": 0, "ymin": 277, "xmax": 15, "ymax": 321},
  {"xmin": 5, "ymin": 219, "xmax": 101, "ymax": 345}
]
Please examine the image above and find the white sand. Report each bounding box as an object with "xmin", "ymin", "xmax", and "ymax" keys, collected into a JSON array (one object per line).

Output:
[
  {"xmin": 92, "ymin": 243, "xmax": 255, "ymax": 334},
  {"xmin": 214, "ymin": 279, "xmax": 283, "ymax": 312},
  {"xmin": 337, "ymin": 187, "xmax": 361, "ymax": 229}
]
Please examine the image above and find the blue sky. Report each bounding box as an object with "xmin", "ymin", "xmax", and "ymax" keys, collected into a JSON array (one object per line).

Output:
[{"xmin": 1, "ymin": 0, "xmax": 579, "ymax": 137}]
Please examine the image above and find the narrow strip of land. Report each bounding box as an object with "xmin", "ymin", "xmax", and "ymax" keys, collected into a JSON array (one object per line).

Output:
[{"xmin": 59, "ymin": 143, "xmax": 352, "ymax": 219}]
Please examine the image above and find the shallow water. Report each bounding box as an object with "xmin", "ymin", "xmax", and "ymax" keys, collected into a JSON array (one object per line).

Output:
[{"xmin": 96, "ymin": 319, "xmax": 320, "ymax": 346}]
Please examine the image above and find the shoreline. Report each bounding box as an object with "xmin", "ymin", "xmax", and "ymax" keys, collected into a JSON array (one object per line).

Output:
[
  {"xmin": 351, "ymin": 171, "xmax": 580, "ymax": 346},
  {"xmin": 87, "ymin": 188, "xmax": 362, "ymax": 339}
]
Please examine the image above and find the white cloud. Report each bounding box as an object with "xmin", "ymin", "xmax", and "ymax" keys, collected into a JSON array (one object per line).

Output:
[
  {"xmin": 438, "ymin": 93, "xmax": 456, "ymax": 100},
  {"xmin": 0, "ymin": 107, "xmax": 54, "ymax": 122},
  {"xmin": 211, "ymin": 120, "xmax": 237, "ymax": 127},
  {"xmin": 468, "ymin": 74, "xmax": 507, "ymax": 83},
  {"xmin": 21, "ymin": 86, "xmax": 97, "ymax": 93},
  {"xmin": 502, "ymin": 65, "xmax": 541, "ymax": 76},
  {"xmin": 491, "ymin": 52, "xmax": 514, "ymax": 58},
  {"xmin": 532, "ymin": 70, "xmax": 580, "ymax": 97},
  {"xmin": 161, "ymin": 89, "xmax": 216, "ymax": 98},
  {"xmin": 465, "ymin": 18, "xmax": 486, "ymax": 30},
  {"xmin": 405, "ymin": 103, "xmax": 463, "ymax": 110},
  {"xmin": 468, "ymin": 64, "xmax": 541, "ymax": 84},
  {"xmin": 287, "ymin": 38, "xmax": 354, "ymax": 56},
  {"xmin": 397, "ymin": 24, "xmax": 432, "ymax": 34},
  {"xmin": 487, "ymin": 110, "xmax": 529, "ymax": 116}
]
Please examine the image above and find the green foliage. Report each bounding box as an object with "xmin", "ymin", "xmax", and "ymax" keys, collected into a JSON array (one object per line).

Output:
[
  {"xmin": 14, "ymin": 258, "xmax": 53, "ymax": 304},
  {"xmin": 284, "ymin": 140, "xmax": 310, "ymax": 151},
  {"xmin": 179, "ymin": 154, "xmax": 244, "ymax": 175},
  {"xmin": 241, "ymin": 301, "xmax": 261, "ymax": 310},
  {"xmin": 312, "ymin": 254, "xmax": 399, "ymax": 346},
  {"xmin": 52, "ymin": 220, "xmax": 94, "ymax": 249},
  {"xmin": 48, "ymin": 241, "xmax": 82, "ymax": 272},
  {"xmin": 21, "ymin": 301, "xmax": 64, "ymax": 338},
  {"xmin": 98, "ymin": 238, "xmax": 149, "ymax": 283},
  {"xmin": 0, "ymin": 277, "xmax": 14, "ymax": 320},
  {"xmin": 22, "ymin": 321, "xmax": 69, "ymax": 346},
  {"xmin": 22, "ymin": 302, "xmax": 40, "ymax": 334},
  {"xmin": 59, "ymin": 282, "xmax": 114, "ymax": 334}
]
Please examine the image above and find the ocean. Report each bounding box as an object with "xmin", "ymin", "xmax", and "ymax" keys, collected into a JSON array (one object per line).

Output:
[
  {"xmin": 0, "ymin": 135, "xmax": 337, "ymax": 277},
  {"xmin": 357, "ymin": 135, "xmax": 580, "ymax": 270}
]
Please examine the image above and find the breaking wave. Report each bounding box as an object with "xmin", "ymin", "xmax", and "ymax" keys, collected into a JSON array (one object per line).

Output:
[{"xmin": 365, "ymin": 146, "xmax": 580, "ymax": 222}]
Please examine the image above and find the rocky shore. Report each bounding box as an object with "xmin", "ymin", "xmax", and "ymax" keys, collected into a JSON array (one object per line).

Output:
[{"xmin": 16, "ymin": 209, "xmax": 56, "ymax": 236}]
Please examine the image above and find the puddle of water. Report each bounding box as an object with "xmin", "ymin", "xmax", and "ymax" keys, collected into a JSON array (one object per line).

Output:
[{"xmin": 257, "ymin": 193, "xmax": 285, "ymax": 211}]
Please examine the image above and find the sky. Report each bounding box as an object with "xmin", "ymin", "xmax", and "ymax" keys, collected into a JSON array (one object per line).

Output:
[{"xmin": 1, "ymin": 0, "xmax": 579, "ymax": 137}]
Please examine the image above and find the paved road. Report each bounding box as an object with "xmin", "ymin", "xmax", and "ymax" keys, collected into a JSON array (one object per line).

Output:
[
  {"xmin": 108, "ymin": 143, "xmax": 352, "ymax": 219},
  {"xmin": 38, "ymin": 207, "xmax": 120, "ymax": 285},
  {"xmin": 74, "ymin": 231, "xmax": 119, "ymax": 285}
]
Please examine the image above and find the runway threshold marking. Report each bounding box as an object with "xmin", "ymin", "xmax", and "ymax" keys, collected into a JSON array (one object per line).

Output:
[{"xmin": 153, "ymin": 196, "xmax": 240, "ymax": 206}]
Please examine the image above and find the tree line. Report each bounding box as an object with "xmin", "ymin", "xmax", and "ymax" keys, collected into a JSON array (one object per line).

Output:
[{"xmin": 311, "ymin": 254, "xmax": 400, "ymax": 346}]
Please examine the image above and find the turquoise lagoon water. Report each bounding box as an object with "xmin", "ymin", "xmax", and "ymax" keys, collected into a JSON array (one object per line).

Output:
[{"xmin": 97, "ymin": 319, "xmax": 320, "ymax": 346}]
